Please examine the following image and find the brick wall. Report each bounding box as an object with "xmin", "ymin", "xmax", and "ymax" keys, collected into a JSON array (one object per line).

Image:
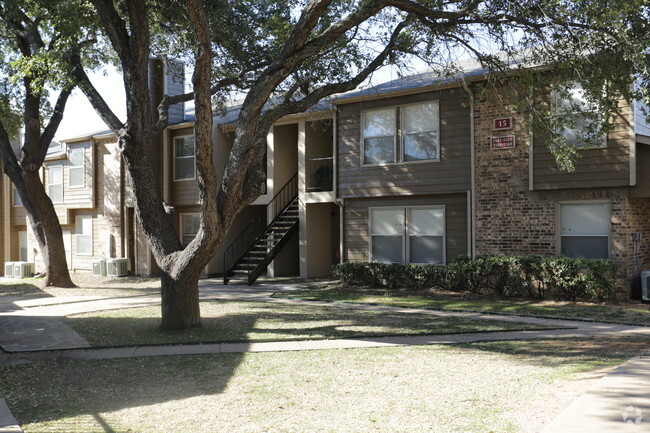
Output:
[
  {"xmin": 474, "ymin": 86, "xmax": 556, "ymax": 256},
  {"xmin": 473, "ymin": 84, "xmax": 650, "ymax": 296}
]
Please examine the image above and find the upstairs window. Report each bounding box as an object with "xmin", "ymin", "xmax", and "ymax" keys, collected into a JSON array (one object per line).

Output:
[
  {"xmin": 362, "ymin": 101, "xmax": 439, "ymax": 165},
  {"xmin": 554, "ymin": 83, "xmax": 605, "ymax": 148},
  {"xmin": 180, "ymin": 213, "xmax": 200, "ymax": 246},
  {"xmin": 174, "ymin": 135, "xmax": 196, "ymax": 180},
  {"xmin": 47, "ymin": 166, "xmax": 63, "ymax": 203},
  {"xmin": 560, "ymin": 203, "xmax": 610, "ymax": 259},
  {"xmin": 68, "ymin": 147, "xmax": 85, "ymax": 187},
  {"xmin": 363, "ymin": 108, "xmax": 396, "ymax": 164}
]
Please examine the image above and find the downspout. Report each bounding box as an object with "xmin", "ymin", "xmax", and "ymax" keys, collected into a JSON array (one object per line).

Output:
[
  {"xmin": 460, "ymin": 79, "xmax": 476, "ymax": 258},
  {"xmin": 331, "ymin": 103, "xmax": 345, "ymax": 264},
  {"xmin": 3, "ymin": 175, "xmax": 10, "ymax": 263}
]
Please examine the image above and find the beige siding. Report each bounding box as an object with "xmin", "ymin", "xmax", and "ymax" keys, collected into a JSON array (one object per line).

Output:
[
  {"xmin": 170, "ymin": 127, "xmax": 199, "ymax": 206},
  {"xmin": 337, "ymin": 89, "xmax": 471, "ymax": 198},
  {"xmin": 533, "ymin": 98, "xmax": 632, "ymax": 190},
  {"xmin": 344, "ymin": 193, "xmax": 468, "ymax": 263},
  {"xmin": 63, "ymin": 141, "xmax": 94, "ymax": 206}
]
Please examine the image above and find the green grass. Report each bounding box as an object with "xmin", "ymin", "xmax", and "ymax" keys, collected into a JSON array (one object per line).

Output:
[
  {"xmin": 0, "ymin": 336, "xmax": 646, "ymax": 433},
  {"xmin": 276, "ymin": 284, "xmax": 650, "ymax": 325},
  {"xmin": 64, "ymin": 299, "xmax": 558, "ymax": 346}
]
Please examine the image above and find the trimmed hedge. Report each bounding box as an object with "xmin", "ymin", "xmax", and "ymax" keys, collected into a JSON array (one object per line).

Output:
[{"xmin": 332, "ymin": 255, "xmax": 618, "ymax": 301}]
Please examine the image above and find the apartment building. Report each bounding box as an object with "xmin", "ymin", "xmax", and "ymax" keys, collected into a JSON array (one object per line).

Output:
[{"xmin": 3, "ymin": 62, "xmax": 650, "ymax": 292}]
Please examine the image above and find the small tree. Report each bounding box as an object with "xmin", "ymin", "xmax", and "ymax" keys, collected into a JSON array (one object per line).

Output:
[
  {"xmin": 0, "ymin": 1, "xmax": 104, "ymax": 287},
  {"xmin": 70, "ymin": 0, "xmax": 648, "ymax": 329}
]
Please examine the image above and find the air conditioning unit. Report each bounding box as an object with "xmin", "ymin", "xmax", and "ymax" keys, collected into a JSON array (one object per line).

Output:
[
  {"xmin": 106, "ymin": 258, "xmax": 128, "ymax": 277},
  {"xmin": 641, "ymin": 270, "xmax": 650, "ymax": 303},
  {"xmin": 12, "ymin": 262, "xmax": 34, "ymax": 279},
  {"xmin": 92, "ymin": 259, "xmax": 107, "ymax": 277},
  {"xmin": 4, "ymin": 262, "xmax": 15, "ymax": 278}
]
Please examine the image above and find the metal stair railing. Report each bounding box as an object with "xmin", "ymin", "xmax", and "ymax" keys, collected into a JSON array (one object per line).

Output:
[{"xmin": 223, "ymin": 173, "xmax": 298, "ymax": 284}]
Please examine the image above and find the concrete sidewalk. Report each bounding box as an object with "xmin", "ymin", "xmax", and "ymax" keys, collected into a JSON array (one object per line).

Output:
[{"xmin": 542, "ymin": 355, "xmax": 650, "ymax": 432}]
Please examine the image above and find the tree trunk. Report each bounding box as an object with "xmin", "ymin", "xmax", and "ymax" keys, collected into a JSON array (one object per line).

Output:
[
  {"xmin": 23, "ymin": 169, "xmax": 75, "ymax": 287},
  {"xmin": 160, "ymin": 271, "xmax": 202, "ymax": 330}
]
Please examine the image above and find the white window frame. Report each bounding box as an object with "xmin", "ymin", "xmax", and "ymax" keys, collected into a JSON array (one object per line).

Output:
[
  {"xmin": 47, "ymin": 165, "xmax": 63, "ymax": 203},
  {"xmin": 19, "ymin": 231, "xmax": 28, "ymax": 262},
  {"xmin": 180, "ymin": 213, "xmax": 201, "ymax": 247},
  {"xmin": 68, "ymin": 146, "xmax": 85, "ymax": 188},
  {"xmin": 360, "ymin": 100, "xmax": 440, "ymax": 166},
  {"xmin": 558, "ymin": 201, "xmax": 611, "ymax": 259},
  {"xmin": 173, "ymin": 135, "xmax": 196, "ymax": 181},
  {"xmin": 75, "ymin": 215, "xmax": 93, "ymax": 256},
  {"xmin": 552, "ymin": 83, "xmax": 607, "ymax": 149},
  {"xmin": 12, "ymin": 185, "xmax": 22, "ymax": 207},
  {"xmin": 369, "ymin": 205, "xmax": 446, "ymax": 265}
]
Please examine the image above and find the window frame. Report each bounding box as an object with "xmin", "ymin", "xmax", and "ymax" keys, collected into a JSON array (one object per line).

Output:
[
  {"xmin": 360, "ymin": 100, "xmax": 440, "ymax": 166},
  {"xmin": 75, "ymin": 215, "xmax": 93, "ymax": 256},
  {"xmin": 558, "ymin": 201, "xmax": 611, "ymax": 259},
  {"xmin": 552, "ymin": 83, "xmax": 607, "ymax": 149},
  {"xmin": 68, "ymin": 146, "xmax": 86, "ymax": 188},
  {"xmin": 173, "ymin": 135, "xmax": 196, "ymax": 181},
  {"xmin": 369, "ymin": 205, "xmax": 446, "ymax": 265},
  {"xmin": 180, "ymin": 213, "xmax": 201, "ymax": 247},
  {"xmin": 47, "ymin": 165, "xmax": 64, "ymax": 203}
]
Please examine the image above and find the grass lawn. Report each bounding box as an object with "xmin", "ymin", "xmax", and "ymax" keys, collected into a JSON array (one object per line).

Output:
[
  {"xmin": 0, "ymin": 336, "xmax": 646, "ymax": 433},
  {"xmin": 276, "ymin": 284, "xmax": 650, "ymax": 326},
  {"xmin": 64, "ymin": 299, "xmax": 558, "ymax": 347},
  {"xmin": 0, "ymin": 278, "xmax": 45, "ymax": 299}
]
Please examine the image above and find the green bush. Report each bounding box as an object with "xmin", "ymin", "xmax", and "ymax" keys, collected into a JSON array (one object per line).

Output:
[{"xmin": 332, "ymin": 255, "xmax": 618, "ymax": 301}]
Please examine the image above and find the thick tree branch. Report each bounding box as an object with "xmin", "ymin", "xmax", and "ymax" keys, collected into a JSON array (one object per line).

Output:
[
  {"xmin": 39, "ymin": 87, "xmax": 72, "ymax": 164},
  {"xmin": 262, "ymin": 20, "xmax": 410, "ymax": 127},
  {"xmin": 88, "ymin": 0, "xmax": 132, "ymax": 69}
]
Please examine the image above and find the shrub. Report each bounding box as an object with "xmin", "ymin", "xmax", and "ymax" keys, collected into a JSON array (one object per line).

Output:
[{"xmin": 333, "ymin": 255, "xmax": 618, "ymax": 301}]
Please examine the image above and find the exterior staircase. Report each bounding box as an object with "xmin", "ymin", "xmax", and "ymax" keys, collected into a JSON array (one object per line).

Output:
[{"xmin": 223, "ymin": 174, "xmax": 299, "ymax": 285}]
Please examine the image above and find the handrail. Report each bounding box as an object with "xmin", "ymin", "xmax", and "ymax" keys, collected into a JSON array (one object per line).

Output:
[{"xmin": 223, "ymin": 173, "xmax": 299, "ymax": 283}]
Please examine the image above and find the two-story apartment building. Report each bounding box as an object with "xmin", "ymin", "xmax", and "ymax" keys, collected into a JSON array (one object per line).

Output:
[
  {"xmin": 3, "ymin": 61, "xmax": 650, "ymax": 294},
  {"xmin": 331, "ymin": 66, "xmax": 650, "ymax": 289}
]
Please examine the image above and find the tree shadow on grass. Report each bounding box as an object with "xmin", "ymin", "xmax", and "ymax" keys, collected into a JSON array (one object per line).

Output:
[
  {"xmin": 0, "ymin": 280, "xmax": 49, "ymax": 300},
  {"xmin": 456, "ymin": 336, "xmax": 650, "ymax": 370},
  {"xmin": 63, "ymin": 301, "xmax": 554, "ymax": 347},
  {"xmin": 0, "ymin": 317, "xmax": 253, "ymax": 432}
]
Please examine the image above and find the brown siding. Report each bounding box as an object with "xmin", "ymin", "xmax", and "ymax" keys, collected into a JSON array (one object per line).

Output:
[
  {"xmin": 337, "ymin": 88, "xmax": 471, "ymax": 198},
  {"xmin": 344, "ymin": 193, "xmax": 468, "ymax": 263},
  {"xmin": 533, "ymin": 97, "xmax": 632, "ymax": 190},
  {"xmin": 170, "ymin": 127, "xmax": 199, "ymax": 206}
]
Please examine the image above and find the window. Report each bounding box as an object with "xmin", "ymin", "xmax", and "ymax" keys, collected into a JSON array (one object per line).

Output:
[
  {"xmin": 554, "ymin": 83, "xmax": 604, "ymax": 148},
  {"xmin": 402, "ymin": 103, "xmax": 440, "ymax": 161},
  {"xmin": 560, "ymin": 203, "xmax": 610, "ymax": 259},
  {"xmin": 68, "ymin": 147, "xmax": 85, "ymax": 187},
  {"xmin": 19, "ymin": 231, "xmax": 28, "ymax": 262},
  {"xmin": 13, "ymin": 186, "xmax": 22, "ymax": 206},
  {"xmin": 180, "ymin": 213, "xmax": 200, "ymax": 246},
  {"xmin": 362, "ymin": 101, "xmax": 439, "ymax": 165},
  {"xmin": 370, "ymin": 206, "xmax": 445, "ymax": 264},
  {"xmin": 76, "ymin": 215, "xmax": 93, "ymax": 255},
  {"xmin": 174, "ymin": 136, "xmax": 196, "ymax": 180},
  {"xmin": 47, "ymin": 166, "xmax": 63, "ymax": 203}
]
